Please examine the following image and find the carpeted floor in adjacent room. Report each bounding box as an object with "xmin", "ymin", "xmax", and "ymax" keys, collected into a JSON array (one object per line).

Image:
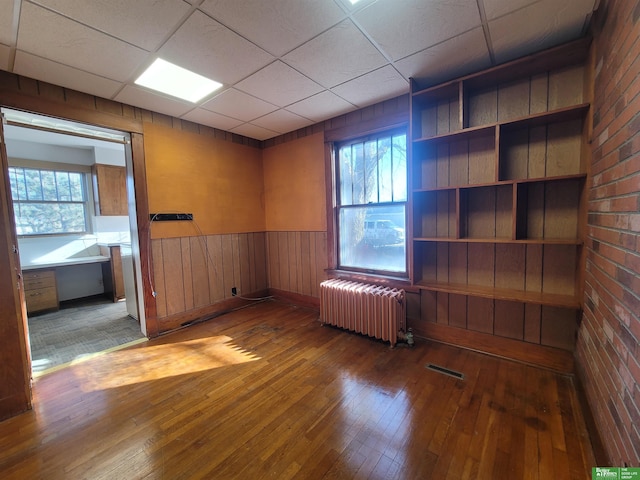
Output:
[{"xmin": 27, "ymin": 297, "xmax": 146, "ymax": 374}]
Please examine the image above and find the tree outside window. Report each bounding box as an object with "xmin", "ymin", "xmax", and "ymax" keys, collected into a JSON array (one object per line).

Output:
[{"xmin": 9, "ymin": 166, "xmax": 88, "ymax": 235}]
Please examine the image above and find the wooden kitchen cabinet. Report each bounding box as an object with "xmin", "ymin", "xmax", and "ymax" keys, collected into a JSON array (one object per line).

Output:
[
  {"xmin": 100, "ymin": 245, "xmax": 125, "ymax": 302},
  {"xmin": 23, "ymin": 269, "xmax": 58, "ymax": 314},
  {"xmin": 92, "ymin": 164, "xmax": 127, "ymax": 216}
]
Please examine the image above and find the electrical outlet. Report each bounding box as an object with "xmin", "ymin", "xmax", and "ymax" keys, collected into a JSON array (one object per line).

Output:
[{"xmin": 231, "ymin": 287, "xmax": 237, "ymax": 296}]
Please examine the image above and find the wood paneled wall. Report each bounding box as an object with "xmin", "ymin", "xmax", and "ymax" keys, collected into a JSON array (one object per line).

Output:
[
  {"xmin": 151, "ymin": 232, "xmax": 267, "ymax": 331},
  {"xmin": 144, "ymin": 122, "xmax": 265, "ymax": 239},
  {"xmin": 263, "ymin": 132, "xmax": 326, "ymax": 232},
  {"xmin": 265, "ymin": 231, "xmax": 327, "ymax": 301}
]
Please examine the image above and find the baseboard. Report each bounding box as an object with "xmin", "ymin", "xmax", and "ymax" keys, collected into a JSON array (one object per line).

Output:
[
  {"xmin": 268, "ymin": 288, "xmax": 319, "ymax": 309},
  {"xmin": 155, "ymin": 289, "xmax": 271, "ymax": 334},
  {"xmin": 412, "ymin": 321, "xmax": 574, "ymax": 374}
]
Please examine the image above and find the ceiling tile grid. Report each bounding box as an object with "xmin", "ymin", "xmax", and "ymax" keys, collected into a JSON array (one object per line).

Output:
[
  {"xmin": 0, "ymin": 0, "xmax": 598, "ymax": 140},
  {"xmin": 29, "ymin": 0, "xmax": 193, "ymax": 51},
  {"xmin": 16, "ymin": 2, "xmax": 148, "ymax": 83},
  {"xmin": 201, "ymin": 88, "xmax": 279, "ymax": 122}
]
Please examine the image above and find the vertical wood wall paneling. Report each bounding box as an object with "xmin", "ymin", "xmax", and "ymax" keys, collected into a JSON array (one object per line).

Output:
[
  {"xmin": 529, "ymin": 73, "xmax": 549, "ymax": 115},
  {"xmin": 494, "ymin": 300, "xmax": 525, "ymax": 340},
  {"xmin": 278, "ymin": 232, "xmax": 290, "ymax": 292},
  {"xmin": 254, "ymin": 232, "xmax": 267, "ymax": 292},
  {"xmin": 149, "ymin": 233, "xmax": 269, "ymax": 322},
  {"xmin": 238, "ymin": 234, "xmax": 251, "ymax": 296},
  {"xmin": 437, "ymin": 144, "xmax": 450, "ymax": 188},
  {"xmin": 525, "ymin": 245, "xmax": 543, "ymax": 293},
  {"xmin": 151, "ymin": 239, "xmax": 167, "ymax": 318},
  {"xmin": 495, "ymin": 244, "xmax": 526, "ymax": 290},
  {"xmin": 288, "ymin": 231, "xmax": 299, "ymax": 294},
  {"xmin": 221, "ymin": 234, "xmax": 235, "ymax": 299},
  {"xmin": 498, "ymin": 80, "xmax": 530, "ymax": 121},
  {"xmin": 231, "ymin": 234, "xmax": 242, "ymax": 295},
  {"xmin": 207, "ymin": 235, "xmax": 225, "ymax": 303},
  {"xmin": 181, "ymin": 237, "xmax": 194, "ymax": 312},
  {"xmin": 541, "ymin": 307, "xmax": 578, "ymax": 351},
  {"xmin": 295, "ymin": 233, "xmax": 304, "ymax": 294},
  {"xmin": 300, "ymin": 232, "xmax": 311, "ymax": 296},
  {"xmin": 162, "ymin": 238, "xmax": 186, "ymax": 316},
  {"xmin": 524, "ymin": 304, "xmax": 542, "ymax": 344},
  {"xmin": 190, "ymin": 236, "xmax": 210, "ymax": 309},
  {"xmin": 467, "ymin": 297, "xmax": 493, "ymax": 333},
  {"xmin": 247, "ymin": 233, "xmax": 257, "ymax": 293},
  {"xmin": 449, "ymin": 293, "xmax": 468, "ymax": 328},
  {"xmin": 315, "ymin": 232, "xmax": 327, "ymax": 290},
  {"xmin": 264, "ymin": 230, "xmax": 325, "ymax": 299},
  {"xmin": 436, "ymin": 292, "xmax": 449, "ymax": 325}
]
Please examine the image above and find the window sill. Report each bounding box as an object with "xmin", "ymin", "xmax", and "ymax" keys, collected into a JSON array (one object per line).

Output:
[{"xmin": 326, "ymin": 269, "xmax": 417, "ymax": 292}]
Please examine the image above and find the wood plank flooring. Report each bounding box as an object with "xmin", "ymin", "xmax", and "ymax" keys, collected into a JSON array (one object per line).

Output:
[{"xmin": 0, "ymin": 300, "xmax": 595, "ymax": 479}]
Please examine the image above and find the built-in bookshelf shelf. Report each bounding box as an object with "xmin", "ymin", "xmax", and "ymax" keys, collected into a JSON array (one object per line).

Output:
[
  {"xmin": 414, "ymin": 237, "xmax": 583, "ymax": 245},
  {"xmin": 414, "ymin": 281, "xmax": 581, "ymax": 309},
  {"xmin": 409, "ymin": 38, "xmax": 591, "ymax": 356}
]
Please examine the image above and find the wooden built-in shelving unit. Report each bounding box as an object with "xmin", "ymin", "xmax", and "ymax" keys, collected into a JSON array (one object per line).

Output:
[{"xmin": 408, "ymin": 38, "xmax": 591, "ymax": 366}]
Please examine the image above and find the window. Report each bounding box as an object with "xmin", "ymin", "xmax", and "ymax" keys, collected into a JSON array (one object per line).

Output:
[
  {"xmin": 335, "ymin": 129, "xmax": 407, "ymax": 275},
  {"xmin": 8, "ymin": 166, "xmax": 88, "ymax": 235}
]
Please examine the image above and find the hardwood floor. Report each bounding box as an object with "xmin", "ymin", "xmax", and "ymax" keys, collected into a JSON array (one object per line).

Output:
[{"xmin": 0, "ymin": 300, "xmax": 595, "ymax": 479}]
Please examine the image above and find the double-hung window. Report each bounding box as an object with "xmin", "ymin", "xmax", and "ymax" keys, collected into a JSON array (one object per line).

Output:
[
  {"xmin": 8, "ymin": 166, "xmax": 89, "ymax": 235},
  {"xmin": 335, "ymin": 129, "xmax": 407, "ymax": 275}
]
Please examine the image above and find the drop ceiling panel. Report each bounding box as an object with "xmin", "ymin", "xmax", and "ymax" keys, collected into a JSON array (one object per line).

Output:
[
  {"xmin": 252, "ymin": 109, "xmax": 313, "ymax": 134},
  {"xmin": 181, "ymin": 108, "xmax": 244, "ymax": 131},
  {"xmin": 331, "ymin": 65, "xmax": 408, "ymax": 108},
  {"xmin": 0, "ymin": 0, "xmax": 599, "ymax": 141},
  {"xmin": 286, "ymin": 90, "xmax": 356, "ymax": 122},
  {"xmin": 158, "ymin": 10, "xmax": 274, "ymax": 85},
  {"xmin": 115, "ymin": 85, "xmax": 193, "ymax": 118},
  {"xmin": 283, "ymin": 19, "xmax": 387, "ymax": 88},
  {"xmin": 0, "ymin": 44, "xmax": 10, "ymax": 71},
  {"xmin": 231, "ymin": 123, "xmax": 280, "ymax": 141},
  {"xmin": 354, "ymin": 0, "xmax": 482, "ymax": 61},
  {"xmin": 13, "ymin": 51, "xmax": 123, "ymax": 99},
  {"xmin": 202, "ymin": 88, "xmax": 278, "ymax": 122},
  {"xmin": 235, "ymin": 61, "xmax": 324, "ymax": 107},
  {"xmin": 482, "ymin": 0, "xmax": 539, "ymax": 20},
  {"xmin": 16, "ymin": 2, "xmax": 148, "ymax": 83},
  {"xmin": 0, "ymin": 0, "xmax": 16, "ymax": 45},
  {"xmin": 29, "ymin": 0, "xmax": 192, "ymax": 51},
  {"xmin": 199, "ymin": 0, "xmax": 345, "ymax": 56},
  {"xmin": 396, "ymin": 28, "xmax": 492, "ymax": 87},
  {"xmin": 489, "ymin": 0, "xmax": 593, "ymax": 64}
]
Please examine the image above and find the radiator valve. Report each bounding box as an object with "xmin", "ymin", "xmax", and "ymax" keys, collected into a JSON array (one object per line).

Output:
[{"xmin": 406, "ymin": 328, "xmax": 414, "ymax": 347}]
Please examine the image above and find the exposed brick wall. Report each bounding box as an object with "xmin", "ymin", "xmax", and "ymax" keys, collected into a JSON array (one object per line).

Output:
[{"xmin": 575, "ymin": 0, "xmax": 640, "ymax": 466}]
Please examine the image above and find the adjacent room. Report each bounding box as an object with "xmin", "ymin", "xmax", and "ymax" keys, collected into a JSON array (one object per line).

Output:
[
  {"xmin": 2, "ymin": 109, "xmax": 146, "ymax": 373},
  {"xmin": 0, "ymin": 0, "xmax": 638, "ymax": 478}
]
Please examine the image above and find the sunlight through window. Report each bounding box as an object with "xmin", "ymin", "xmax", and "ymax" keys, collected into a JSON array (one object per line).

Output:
[{"xmin": 70, "ymin": 336, "xmax": 261, "ymax": 392}]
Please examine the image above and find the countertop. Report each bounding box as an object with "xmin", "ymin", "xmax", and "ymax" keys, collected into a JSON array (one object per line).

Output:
[{"xmin": 21, "ymin": 256, "xmax": 111, "ymax": 271}]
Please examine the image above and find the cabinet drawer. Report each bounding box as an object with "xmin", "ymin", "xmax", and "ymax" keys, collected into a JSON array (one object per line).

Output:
[
  {"xmin": 24, "ymin": 275, "xmax": 56, "ymax": 290},
  {"xmin": 25, "ymin": 286, "xmax": 58, "ymax": 313},
  {"xmin": 23, "ymin": 269, "xmax": 56, "ymax": 288}
]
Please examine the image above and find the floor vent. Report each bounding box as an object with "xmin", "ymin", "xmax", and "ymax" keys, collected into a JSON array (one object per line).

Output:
[{"xmin": 426, "ymin": 364, "xmax": 464, "ymax": 380}]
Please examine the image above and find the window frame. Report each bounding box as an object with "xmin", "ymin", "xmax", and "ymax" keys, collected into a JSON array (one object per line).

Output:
[
  {"xmin": 328, "ymin": 125, "xmax": 409, "ymax": 279},
  {"xmin": 8, "ymin": 163, "xmax": 92, "ymax": 237}
]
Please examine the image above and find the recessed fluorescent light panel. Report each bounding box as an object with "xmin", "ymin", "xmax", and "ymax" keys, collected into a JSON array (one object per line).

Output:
[{"xmin": 135, "ymin": 58, "xmax": 222, "ymax": 103}]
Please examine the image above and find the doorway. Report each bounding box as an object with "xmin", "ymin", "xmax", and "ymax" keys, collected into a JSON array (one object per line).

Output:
[{"xmin": 1, "ymin": 108, "xmax": 147, "ymax": 374}]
